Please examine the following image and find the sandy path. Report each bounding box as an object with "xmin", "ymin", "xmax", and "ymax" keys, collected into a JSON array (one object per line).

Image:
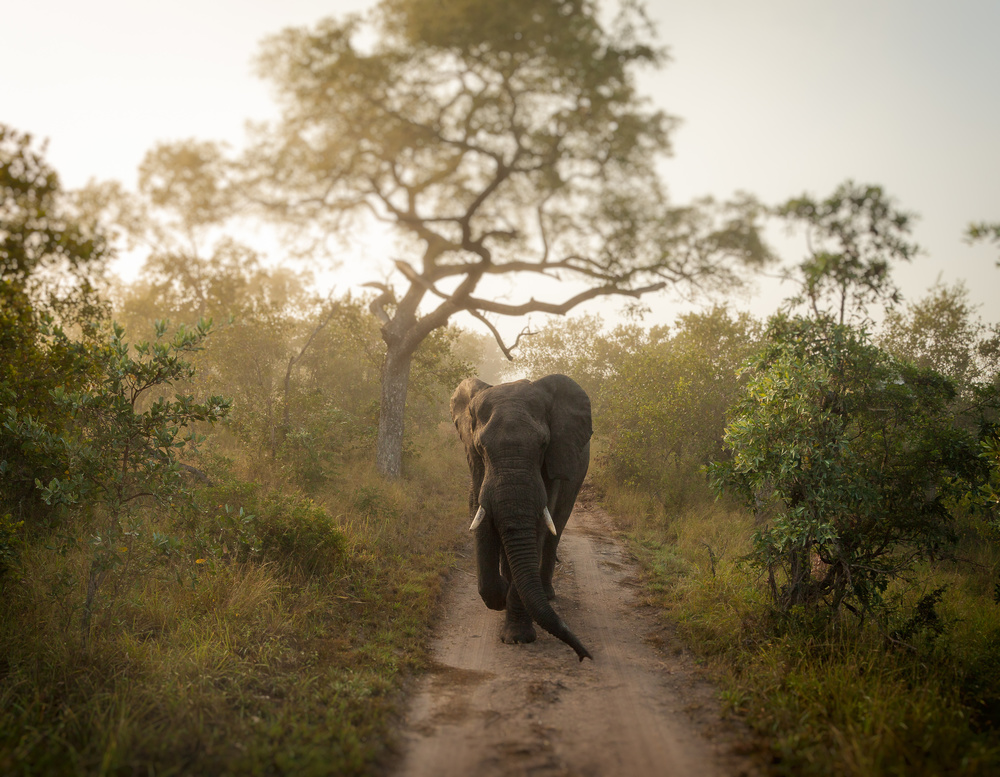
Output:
[{"xmin": 389, "ymin": 496, "xmax": 761, "ymax": 777}]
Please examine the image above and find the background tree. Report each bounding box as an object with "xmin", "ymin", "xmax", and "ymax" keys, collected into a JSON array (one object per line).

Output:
[
  {"xmin": 88, "ymin": 142, "xmax": 470, "ymax": 483},
  {"xmin": 504, "ymin": 313, "xmax": 616, "ymax": 394},
  {"xmin": 1, "ymin": 126, "xmax": 109, "ymax": 321},
  {"xmin": 450, "ymin": 328, "xmax": 512, "ymax": 385},
  {"xmin": 880, "ymin": 282, "xmax": 1000, "ymax": 397},
  {"xmin": 598, "ymin": 307, "xmax": 760, "ymax": 506},
  {"xmin": 512, "ymin": 308, "xmax": 760, "ymax": 508},
  {"xmin": 83, "ymin": 143, "xmax": 341, "ymax": 468},
  {"xmin": 247, "ymin": 0, "xmax": 771, "ymax": 477},
  {"xmin": 776, "ymin": 181, "xmax": 918, "ymax": 325},
  {"xmin": 966, "ymin": 221, "xmax": 1000, "ymax": 265}
]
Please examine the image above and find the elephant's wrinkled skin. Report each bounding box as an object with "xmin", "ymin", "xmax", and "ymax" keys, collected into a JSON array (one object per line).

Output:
[{"xmin": 450, "ymin": 374, "xmax": 592, "ymax": 661}]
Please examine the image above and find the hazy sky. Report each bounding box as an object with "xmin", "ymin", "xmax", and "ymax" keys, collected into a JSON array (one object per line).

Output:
[{"xmin": 4, "ymin": 0, "xmax": 998, "ymax": 328}]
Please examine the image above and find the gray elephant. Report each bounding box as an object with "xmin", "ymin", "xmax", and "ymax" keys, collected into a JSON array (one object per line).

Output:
[{"xmin": 450, "ymin": 374, "xmax": 593, "ymax": 661}]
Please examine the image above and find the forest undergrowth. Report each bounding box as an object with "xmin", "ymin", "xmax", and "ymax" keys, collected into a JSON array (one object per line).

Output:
[
  {"xmin": 0, "ymin": 425, "xmax": 468, "ymax": 776},
  {"xmin": 596, "ymin": 468, "xmax": 1000, "ymax": 777}
]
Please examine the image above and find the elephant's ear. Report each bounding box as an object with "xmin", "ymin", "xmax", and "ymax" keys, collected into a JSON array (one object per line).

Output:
[
  {"xmin": 534, "ymin": 374, "xmax": 593, "ymax": 481},
  {"xmin": 450, "ymin": 377, "xmax": 491, "ymax": 449}
]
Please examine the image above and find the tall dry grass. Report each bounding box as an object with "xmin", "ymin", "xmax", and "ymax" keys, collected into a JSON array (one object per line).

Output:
[{"xmin": 0, "ymin": 422, "xmax": 470, "ymax": 775}]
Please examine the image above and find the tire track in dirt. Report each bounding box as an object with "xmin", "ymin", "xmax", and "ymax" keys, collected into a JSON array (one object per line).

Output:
[{"xmin": 389, "ymin": 496, "xmax": 762, "ymax": 777}]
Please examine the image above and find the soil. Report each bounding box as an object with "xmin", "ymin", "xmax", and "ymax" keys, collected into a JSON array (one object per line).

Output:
[{"xmin": 388, "ymin": 495, "xmax": 765, "ymax": 777}]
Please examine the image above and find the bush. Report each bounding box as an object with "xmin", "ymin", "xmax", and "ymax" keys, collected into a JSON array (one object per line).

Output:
[
  {"xmin": 4, "ymin": 319, "xmax": 230, "ymax": 646},
  {"xmin": 710, "ymin": 315, "xmax": 990, "ymax": 617},
  {"xmin": 190, "ymin": 481, "xmax": 346, "ymax": 576}
]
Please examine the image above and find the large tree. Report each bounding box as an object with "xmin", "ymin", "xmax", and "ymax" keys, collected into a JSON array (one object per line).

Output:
[{"xmin": 247, "ymin": 0, "xmax": 770, "ymax": 477}]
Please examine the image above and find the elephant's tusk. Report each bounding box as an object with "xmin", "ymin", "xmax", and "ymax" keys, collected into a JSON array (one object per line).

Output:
[
  {"xmin": 469, "ymin": 505, "xmax": 486, "ymax": 531},
  {"xmin": 543, "ymin": 507, "xmax": 557, "ymax": 536}
]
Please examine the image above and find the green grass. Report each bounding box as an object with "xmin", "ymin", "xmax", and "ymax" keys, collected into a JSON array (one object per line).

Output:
[
  {"xmin": 594, "ymin": 468, "xmax": 1000, "ymax": 776},
  {"xmin": 0, "ymin": 423, "xmax": 469, "ymax": 776}
]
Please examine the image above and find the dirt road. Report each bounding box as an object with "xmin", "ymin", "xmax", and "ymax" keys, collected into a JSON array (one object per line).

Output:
[{"xmin": 390, "ymin": 496, "xmax": 761, "ymax": 777}]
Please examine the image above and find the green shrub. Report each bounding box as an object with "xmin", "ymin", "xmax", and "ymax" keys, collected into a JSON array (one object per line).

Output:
[
  {"xmin": 4, "ymin": 319, "xmax": 230, "ymax": 646},
  {"xmin": 710, "ymin": 315, "xmax": 989, "ymax": 617},
  {"xmin": 257, "ymin": 493, "xmax": 346, "ymax": 574},
  {"xmin": 193, "ymin": 481, "xmax": 346, "ymax": 576}
]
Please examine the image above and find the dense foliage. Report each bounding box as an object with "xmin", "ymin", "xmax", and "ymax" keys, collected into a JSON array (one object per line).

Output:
[
  {"xmin": 599, "ymin": 308, "xmax": 760, "ymax": 505},
  {"xmin": 1, "ymin": 126, "xmax": 112, "ymax": 533},
  {"xmin": 880, "ymin": 282, "xmax": 1000, "ymax": 396},
  {"xmin": 710, "ymin": 314, "xmax": 991, "ymax": 616}
]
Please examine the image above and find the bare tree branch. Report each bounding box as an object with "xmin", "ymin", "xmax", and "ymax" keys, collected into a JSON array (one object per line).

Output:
[
  {"xmin": 467, "ymin": 310, "xmax": 513, "ymax": 358},
  {"xmin": 466, "ymin": 281, "xmax": 669, "ymax": 317},
  {"xmin": 361, "ymin": 281, "xmax": 394, "ymax": 325}
]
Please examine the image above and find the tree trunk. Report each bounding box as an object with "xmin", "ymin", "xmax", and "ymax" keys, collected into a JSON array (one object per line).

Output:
[{"xmin": 375, "ymin": 343, "xmax": 413, "ymax": 479}]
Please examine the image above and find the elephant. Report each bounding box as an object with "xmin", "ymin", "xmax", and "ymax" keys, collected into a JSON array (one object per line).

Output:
[{"xmin": 450, "ymin": 373, "xmax": 593, "ymax": 661}]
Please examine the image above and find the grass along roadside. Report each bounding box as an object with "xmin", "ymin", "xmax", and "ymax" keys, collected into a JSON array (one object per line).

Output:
[
  {"xmin": 595, "ymin": 471, "xmax": 1000, "ymax": 777},
  {"xmin": 0, "ymin": 426, "xmax": 468, "ymax": 776}
]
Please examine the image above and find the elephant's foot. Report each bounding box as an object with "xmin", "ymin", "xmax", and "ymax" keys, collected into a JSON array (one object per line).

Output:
[{"xmin": 500, "ymin": 619, "xmax": 537, "ymax": 644}]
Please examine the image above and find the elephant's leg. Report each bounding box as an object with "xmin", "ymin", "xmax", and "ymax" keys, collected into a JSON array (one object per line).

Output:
[
  {"xmin": 500, "ymin": 579, "xmax": 537, "ymax": 644},
  {"xmin": 475, "ymin": 522, "xmax": 508, "ymax": 611}
]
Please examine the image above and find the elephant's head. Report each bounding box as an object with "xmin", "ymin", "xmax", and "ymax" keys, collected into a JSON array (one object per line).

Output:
[{"xmin": 451, "ymin": 374, "xmax": 592, "ymax": 661}]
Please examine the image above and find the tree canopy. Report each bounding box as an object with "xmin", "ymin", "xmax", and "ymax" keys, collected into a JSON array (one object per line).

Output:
[
  {"xmin": 776, "ymin": 181, "xmax": 918, "ymax": 326},
  {"xmin": 245, "ymin": 0, "xmax": 771, "ymax": 476},
  {"xmin": 1, "ymin": 126, "xmax": 108, "ymax": 291}
]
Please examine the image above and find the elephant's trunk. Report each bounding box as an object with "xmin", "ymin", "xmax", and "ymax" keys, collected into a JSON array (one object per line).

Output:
[{"xmin": 501, "ymin": 523, "xmax": 592, "ymax": 661}]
